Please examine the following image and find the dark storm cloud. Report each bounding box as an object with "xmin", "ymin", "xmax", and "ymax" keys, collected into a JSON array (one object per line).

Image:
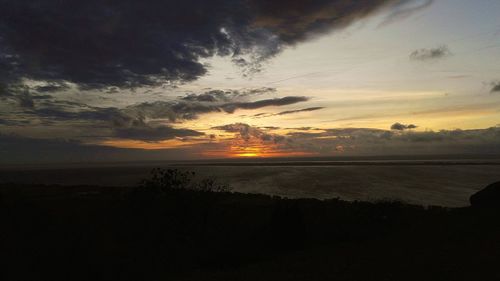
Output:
[
  {"xmin": 248, "ymin": 0, "xmax": 407, "ymax": 44},
  {"xmin": 410, "ymin": 45, "xmax": 451, "ymax": 61},
  {"xmin": 0, "ymin": 0, "xmax": 422, "ymax": 89},
  {"xmin": 114, "ymin": 126, "xmax": 204, "ymax": 142},
  {"xmin": 390, "ymin": 122, "xmax": 418, "ymax": 130}
]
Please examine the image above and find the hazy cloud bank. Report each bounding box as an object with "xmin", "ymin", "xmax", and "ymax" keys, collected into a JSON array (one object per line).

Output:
[{"xmin": 2, "ymin": 125, "xmax": 499, "ymax": 164}]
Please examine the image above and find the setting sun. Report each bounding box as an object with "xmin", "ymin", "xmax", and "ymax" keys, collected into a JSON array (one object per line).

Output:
[{"xmin": 236, "ymin": 153, "xmax": 259, "ymax": 157}]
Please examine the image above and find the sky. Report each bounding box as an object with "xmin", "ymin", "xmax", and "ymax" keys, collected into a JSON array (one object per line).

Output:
[{"xmin": 1, "ymin": 0, "xmax": 500, "ymax": 164}]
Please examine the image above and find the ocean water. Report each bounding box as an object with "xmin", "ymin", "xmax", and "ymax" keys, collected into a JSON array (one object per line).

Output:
[{"xmin": 1, "ymin": 163, "xmax": 500, "ymax": 207}]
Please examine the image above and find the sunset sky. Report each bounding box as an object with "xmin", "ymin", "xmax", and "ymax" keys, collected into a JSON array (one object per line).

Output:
[{"xmin": 1, "ymin": 0, "xmax": 500, "ymax": 164}]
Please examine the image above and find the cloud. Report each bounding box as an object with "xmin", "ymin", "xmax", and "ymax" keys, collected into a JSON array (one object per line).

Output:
[
  {"xmin": 212, "ymin": 123, "xmax": 284, "ymax": 143},
  {"xmin": 114, "ymin": 126, "xmax": 204, "ymax": 142},
  {"xmin": 207, "ymin": 124, "xmax": 500, "ymax": 157},
  {"xmin": 32, "ymin": 106, "xmax": 127, "ymax": 124},
  {"xmin": 182, "ymin": 91, "xmax": 231, "ymax": 103},
  {"xmin": 34, "ymin": 82, "xmax": 71, "ymax": 93},
  {"xmin": 2, "ymin": 126, "xmax": 500, "ymax": 164},
  {"xmin": 0, "ymin": 86, "xmax": 297, "ymax": 125},
  {"xmin": 0, "ymin": 132, "xmax": 199, "ymax": 164},
  {"xmin": 491, "ymin": 82, "xmax": 500, "ymax": 93},
  {"xmin": 248, "ymin": 0, "xmax": 407, "ymax": 44},
  {"xmin": 221, "ymin": 96, "xmax": 309, "ymax": 113},
  {"xmin": 378, "ymin": 0, "xmax": 433, "ymax": 27},
  {"xmin": 0, "ymin": 83, "xmax": 55, "ymax": 109},
  {"xmin": 17, "ymin": 93, "xmax": 35, "ymax": 109},
  {"xmin": 252, "ymin": 106, "xmax": 324, "ymax": 118},
  {"xmin": 275, "ymin": 106, "xmax": 324, "ymax": 116},
  {"xmin": 125, "ymin": 95, "xmax": 309, "ymax": 122},
  {"xmin": 390, "ymin": 122, "xmax": 418, "ymax": 130},
  {"xmin": 410, "ymin": 45, "xmax": 451, "ymax": 61},
  {"xmin": 127, "ymin": 101, "xmax": 218, "ymax": 123},
  {"xmin": 212, "ymin": 123, "xmax": 266, "ymax": 141},
  {"xmin": 181, "ymin": 87, "xmax": 276, "ymax": 102},
  {"xmin": 0, "ymin": 85, "xmax": 310, "ymax": 143},
  {"xmin": 282, "ymin": 127, "xmax": 500, "ymax": 155},
  {"xmin": 0, "ymin": 0, "xmax": 423, "ymax": 89}
]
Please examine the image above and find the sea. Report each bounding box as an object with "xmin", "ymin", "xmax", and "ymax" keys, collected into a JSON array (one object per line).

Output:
[{"xmin": 1, "ymin": 159, "xmax": 500, "ymax": 207}]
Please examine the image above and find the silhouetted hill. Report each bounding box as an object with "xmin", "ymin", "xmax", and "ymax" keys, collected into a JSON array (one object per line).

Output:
[
  {"xmin": 1, "ymin": 174, "xmax": 500, "ymax": 280},
  {"xmin": 470, "ymin": 181, "xmax": 500, "ymax": 209}
]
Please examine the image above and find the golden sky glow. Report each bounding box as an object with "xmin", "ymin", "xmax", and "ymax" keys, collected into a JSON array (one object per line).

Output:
[{"xmin": 1, "ymin": 0, "xmax": 500, "ymax": 163}]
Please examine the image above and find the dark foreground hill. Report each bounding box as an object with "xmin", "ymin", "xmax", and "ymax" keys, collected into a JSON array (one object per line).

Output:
[{"xmin": 1, "ymin": 178, "xmax": 500, "ymax": 280}]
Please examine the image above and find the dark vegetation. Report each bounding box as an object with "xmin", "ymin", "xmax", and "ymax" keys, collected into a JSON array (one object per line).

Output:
[{"xmin": 1, "ymin": 169, "xmax": 499, "ymax": 280}]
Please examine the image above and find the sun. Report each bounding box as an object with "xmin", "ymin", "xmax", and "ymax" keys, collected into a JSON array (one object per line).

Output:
[
  {"xmin": 233, "ymin": 146, "xmax": 262, "ymax": 157},
  {"xmin": 236, "ymin": 152, "xmax": 259, "ymax": 157}
]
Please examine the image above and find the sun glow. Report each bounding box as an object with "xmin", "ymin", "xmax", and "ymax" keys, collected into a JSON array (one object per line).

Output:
[
  {"xmin": 202, "ymin": 143, "xmax": 316, "ymax": 158},
  {"xmin": 237, "ymin": 153, "xmax": 259, "ymax": 157}
]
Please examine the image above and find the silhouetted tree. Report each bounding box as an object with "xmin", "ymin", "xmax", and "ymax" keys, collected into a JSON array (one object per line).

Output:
[
  {"xmin": 139, "ymin": 168, "xmax": 195, "ymax": 194},
  {"xmin": 137, "ymin": 168, "xmax": 230, "ymax": 195}
]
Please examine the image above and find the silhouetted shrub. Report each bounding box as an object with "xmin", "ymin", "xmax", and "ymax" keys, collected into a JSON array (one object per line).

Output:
[
  {"xmin": 136, "ymin": 168, "xmax": 230, "ymax": 196},
  {"xmin": 139, "ymin": 168, "xmax": 194, "ymax": 193},
  {"xmin": 195, "ymin": 177, "xmax": 230, "ymax": 193}
]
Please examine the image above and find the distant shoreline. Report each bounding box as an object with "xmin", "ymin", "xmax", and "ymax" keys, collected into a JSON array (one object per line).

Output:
[
  {"xmin": 172, "ymin": 160, "xmax": 500, "ymax": 167},
  {"xmin": 2, "ymin": 154, "xmax": 500, "ymax": 170},
  {"xmin": 2, "ymin": 160, "xmax": 500, "ymax": 171}
]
